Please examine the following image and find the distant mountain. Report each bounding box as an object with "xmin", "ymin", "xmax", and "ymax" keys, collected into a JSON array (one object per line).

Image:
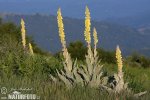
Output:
[
  {"xmin": 106, "ymin": 13, "xmax": 150, "ymax": 28},
  {"xmin": 106, "ymin": 13, "xmax": 150, "ymax": 45},
  {"xmin": 1, "ymin": 14, "xmax": 150, "ymax": 56},
  {"xmin": 137, "ymin": 26, "xmax": 150, "ymax": 36}
]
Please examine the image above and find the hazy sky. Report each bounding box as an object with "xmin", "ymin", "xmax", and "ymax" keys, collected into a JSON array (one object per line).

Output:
[{"xmin": 0, "ymin": 0, "xmax": 150, "ymax": 20}]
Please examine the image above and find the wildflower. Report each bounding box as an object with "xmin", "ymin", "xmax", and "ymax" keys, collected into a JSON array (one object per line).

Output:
[
  {"xmin": 93, "ymin": 27, "xmax": 98, "ymax": 47},
  {"xmin": 57, "ymin": 8, "xmax": 66, "ymax": 48},
  {"xmin": 93, "ymin": 27, "xmax": 98, "ymax": 57},
  {"xmin": 57, "ymin": 8, "xmax": 72, "ymax": 71},
  {"xmin": 84, "ymin": 6, "xmax": 91, "ymax": 45},
  {"xmin": 21, "ymin": 18, "xmax": 26, "ymax": 49},
  {"xmin": 29, "ymin": 43, "xmax": 34, "ymax": 55},
  {"xmin": 116, "ymin": 45, "xmax": 123, "ymax": 72}
]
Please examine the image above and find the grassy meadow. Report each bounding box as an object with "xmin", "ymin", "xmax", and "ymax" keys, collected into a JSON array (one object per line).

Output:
[{"xmin": 0, "ymin": 54, "xmax": 150, "ymax": 100}]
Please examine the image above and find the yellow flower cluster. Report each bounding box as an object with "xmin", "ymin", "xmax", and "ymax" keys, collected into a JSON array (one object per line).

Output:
[
  {"xmin": 29, "ymin": 43, "xmax": 34, "ymax": 55},
  {"xmin": 21, "ymin": 18, "xmax": 26, "ymax": 49},
  {"xmin": 116, "ymin": 45, "xmax": 123, "ymax": 72},
  {"xmin": 93, "ymin": 27, "xmax": 98, "ymax": 46},
  {"xmin": 84, "ymin": 6, "xmax": 91, "ymax": 44},
  {"xmin": 57, "ymin": 8, "xmax": 66, "ymax": 48}
]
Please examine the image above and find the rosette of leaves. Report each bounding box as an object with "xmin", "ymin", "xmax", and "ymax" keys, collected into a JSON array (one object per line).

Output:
[{"xmin": 78, "ymin": 45, "xmax": 107, "ymax": 88}]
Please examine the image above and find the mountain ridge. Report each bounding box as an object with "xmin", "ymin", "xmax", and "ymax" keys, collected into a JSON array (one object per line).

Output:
[{"xmin": 1, "ymin": 13, "xmax": 150, "ymax": 56}]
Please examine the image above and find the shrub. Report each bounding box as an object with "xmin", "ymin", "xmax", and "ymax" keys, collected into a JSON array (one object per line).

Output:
[
  {"xmin": 55, "ymin": 41, "xmax": 116, "ymax": 64},
  {"xmin": 67, "ymin": 41, "xmax": 87, "ymax": 60},
  {"xmin": 126, "ymin": 53, "xmax": 150, "ymax": 68}
]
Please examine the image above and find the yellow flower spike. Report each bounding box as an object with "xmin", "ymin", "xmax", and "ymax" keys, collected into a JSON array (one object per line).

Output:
[
  {"xmin": 29, "ymin": 43, "xmax": 34, "ymax": 55},
  {"xmin": 57, "ymin": 8, "xmax": 66, "ymax": 49},
  {"xmin": 93, "ymin": 27, "xmax": 98, "ymax": 58},
  {"xmin": 116, "ymin": 45, "xmax": 123, "ymax": 73},
  {"xmin": 84, "ymin": 6, "xmax": 91, "ymax": 45},
  {"xmin": 21, "ymin": 18, "xmax": 26, "ymax": 49},
  {"xmin": 93, "ymin": 27, "xmax": 98, "ymax": 47}
]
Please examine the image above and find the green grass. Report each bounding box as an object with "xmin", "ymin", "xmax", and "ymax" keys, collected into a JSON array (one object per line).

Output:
[
  {"xmin": 1, "ymin": 73, "xmax": 150, "ymax": 100},
  {"xmin": 0, "ymin": 50, "xmax": 150, "ymax": 100},
  {"xmin": 0, "ymin": 55, "xmax": 150, "ymax": 100}
]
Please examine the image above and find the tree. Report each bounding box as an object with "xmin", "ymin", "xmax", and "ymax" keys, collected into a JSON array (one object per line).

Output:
[
  {"xmin": 67, "ymin": 41, "xmax": 87, "ymax": 60},
  {"xmin": 97, "ymin": 48, "xmax": 116, "ymax": 64},
  {"xmin": 58, "ymin": 41, "xmax": 116, "ymax": 64}
]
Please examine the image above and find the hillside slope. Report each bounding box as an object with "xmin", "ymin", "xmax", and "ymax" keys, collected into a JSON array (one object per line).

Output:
[{"xmin": 1, "ymin": 14, "xmax": 150, "ymax": 56}]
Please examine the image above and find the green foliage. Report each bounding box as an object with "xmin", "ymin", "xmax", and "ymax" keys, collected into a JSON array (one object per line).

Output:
[
  {"xmin": 56, "ymin": 41, "xmax": 116, "ymax": 64},
  {"xmin": 126, "ymin": 53, "xmax": 150, "ymax": 68},
  {"xmin": 97, "ymin": 48, "xmax": 116, "ymax": 64},
  {"xmin": 68, "ymin": 41, "xmax": 87, "ymax": 60},
  {"xmin": 0, "ymin": 20, "xmax": 61, "ymax": 77},
  {"xmin": 0, "ymin": 73, "xmax": 150, "ymax": 100},
  {"xmin": 0, "ymin": 22, "xmax": 21, "ymax": 42},
  {"xmin": 0, "ymin": 21, "xmax": 49, "ymax": 56},
  {"xmin": 0, "ymin": 46, "xmax": 61, "ymax": 77},
  {"xmin": 0, "ymin": 17, "xmax": 2, "ymax": 25}
]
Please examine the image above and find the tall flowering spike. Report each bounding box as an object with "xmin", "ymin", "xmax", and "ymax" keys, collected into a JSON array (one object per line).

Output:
[
  {"xmin": 116, "ymin": 45, "xmax": 123, "ymax": 73},
  {"xmin": 29, "ymin": 43, "xmax": 34, "ymax": 55},
  {"xmin": 57, "ymin": 8, "xmax": 66, "ymax": 48},
  {"xmin": 93, "ymin": 27, "xmax": 98, "ymax": 47},
  {"xmin": 21, "ymin": 18, "xmax": 26, "ymax": 49},
  {"xmin": 84, "ymin": 6, "xmax": 91, "ymax": 45}
]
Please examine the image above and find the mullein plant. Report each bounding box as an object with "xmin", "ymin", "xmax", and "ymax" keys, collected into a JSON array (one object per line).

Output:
[
  {"xmin": 84, "ymin": 6, "xmax": 91, "ymax": 47},
  {"xmin": 78, "ymin": 10, "xmax": 105, "ymax": 88},
  {"xmin": 21, "ymin": 18, "xmax": 26, "ymax": 49},
  {"xmin": 101, "ymin": 46, "xmax": 147, "ymax": 97},
  {"xmin": 50, "ymin": 6, "xmax": 147, "ymax": 97},
  {"xmin": 50, "ymin": 6, "xmax": 106, "ymax": 88},
  {"xmin": 113, "ymin": 46, "xmax": 128, "ymax": 92},
  {"xmin": 102, "ymin": 45, "xmax": 126, "ymax": 92},
  {"xmin": 114, "ymin": 46, "xmax": 147, "ymax": 97},
  {"xmin": 29, "ymin": 43, "xmax": 34, "ymax": 55},
  {"xmin": 57, "ymin": 8, "xmax": 73, "ymax": 72},
  {"xmin": 77, "ymin": 7, "xmax": 106, "ymax": 88},
  {"xmin": 21, "ymin": 19, "xmax": 34, "ymax": 55},
  {"xmin": 50, "ymin": 8, "xmax": 81, "ymax": 87}
]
